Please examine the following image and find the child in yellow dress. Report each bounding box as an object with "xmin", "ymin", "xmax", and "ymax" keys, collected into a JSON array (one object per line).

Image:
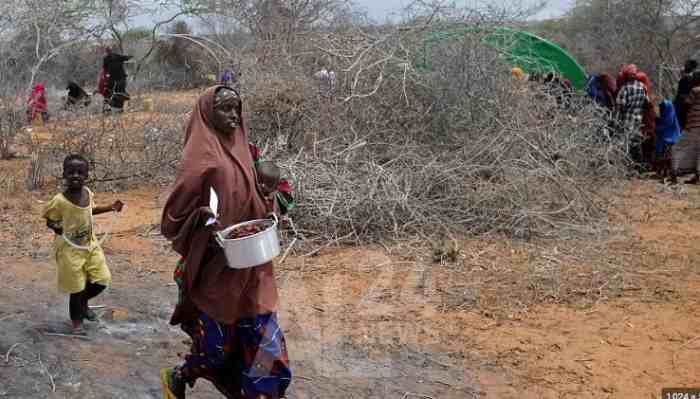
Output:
[{"xmin": 43, "ymin": 154, "xmax": 124, "ymax": 333}]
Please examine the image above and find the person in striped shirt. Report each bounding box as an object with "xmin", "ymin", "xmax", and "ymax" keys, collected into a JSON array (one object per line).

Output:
[{"xmin": 616, "ymin": 64, "xmax": 650, "ymax": 167}]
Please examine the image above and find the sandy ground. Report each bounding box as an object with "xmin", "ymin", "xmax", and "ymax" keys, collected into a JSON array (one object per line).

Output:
[{"xmin": 0, "ymin": 177, "xmax": 699, "ymax": 399}]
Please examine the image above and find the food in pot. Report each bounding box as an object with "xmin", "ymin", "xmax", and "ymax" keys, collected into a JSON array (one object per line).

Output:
[{"xmin": 225, "ymin": 222, "xmax": 270, "ymax": 239}]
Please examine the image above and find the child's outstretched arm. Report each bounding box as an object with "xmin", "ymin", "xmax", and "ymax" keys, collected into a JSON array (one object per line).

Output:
[{"xmin": 93, "ymin": 200, "xmax": 124, "ymax": 215}]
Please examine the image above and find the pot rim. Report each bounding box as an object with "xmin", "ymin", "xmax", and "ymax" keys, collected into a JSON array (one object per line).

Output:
[{"xmin": 217, "ymin": 218, "xmax": 277, "ymax": 243}]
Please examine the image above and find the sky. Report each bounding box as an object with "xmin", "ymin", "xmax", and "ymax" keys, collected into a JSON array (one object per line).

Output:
[
  {"xmin": 134, "ymin": 0, "xmax": 573, "ymax": 30},
  {"xmin": 353, "ymin": 0, "xmax": 572, "ymax": 21}
]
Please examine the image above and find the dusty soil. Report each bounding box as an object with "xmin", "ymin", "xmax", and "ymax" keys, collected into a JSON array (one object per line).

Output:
[{"xmin": 1, "ymin": 173, "xmax": 699, "ymax": 399}]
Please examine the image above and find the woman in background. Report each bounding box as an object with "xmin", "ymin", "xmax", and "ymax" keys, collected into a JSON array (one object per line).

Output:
[{"xmin": 27, "ymin": 83, "xmax": 49, "ymax": 124}]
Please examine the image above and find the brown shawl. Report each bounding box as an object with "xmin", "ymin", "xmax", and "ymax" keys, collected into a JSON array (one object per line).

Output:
[{"xmin": 161, "ymin": 86, "xmax": 278, "ymax": 325}]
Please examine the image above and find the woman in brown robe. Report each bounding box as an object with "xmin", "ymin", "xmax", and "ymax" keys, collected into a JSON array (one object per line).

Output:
[{"xmin": 159, "ymin": 86, "xmax": 291, "ymax": 399}]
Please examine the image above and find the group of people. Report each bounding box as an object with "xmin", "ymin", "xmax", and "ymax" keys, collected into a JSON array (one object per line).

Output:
[
  {"xmin": 587, "ymin": 60, "xmax": 700, "ymax": 183},
  {"xmin": 512, "ymin": 61, "xmax": 700, "ymax": 182},
  {"xmin": 587, "ymin": 64, "xmax": 657, "ymax": 168},
  {"xmin": 43, "ymin": 86, "xmax": 295, "ymax": 398},
  {"xmin": 25, "ymin": 46, "xmax": 133, "ymax": 124}
]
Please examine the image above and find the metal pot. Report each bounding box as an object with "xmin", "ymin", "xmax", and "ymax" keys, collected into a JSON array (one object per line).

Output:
[{"xmin": 214, "ymin": 215, "xmax": 281, "ymax": 269}]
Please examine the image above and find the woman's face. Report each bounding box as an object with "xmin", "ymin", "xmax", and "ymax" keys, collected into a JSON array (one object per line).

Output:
[{"xmin": 212, "ymin": 89, "xmax": 241, "ymax": 135}]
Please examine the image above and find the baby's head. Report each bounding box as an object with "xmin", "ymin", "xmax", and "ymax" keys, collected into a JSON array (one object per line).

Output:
[
  {"xmin": 257, "ymin": 161, "xmax": 280, "ymax": 196},
  {"xmin": 63, "ymin": 154, "xmax": 89, "ymax": 191}
]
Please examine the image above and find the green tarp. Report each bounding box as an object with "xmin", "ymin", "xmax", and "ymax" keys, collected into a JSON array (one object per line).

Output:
[
  {"xmin": 482, "ymin": 27, "xmax": 588, "ymax": 90},
  {"xmin": 419, "ymin": 26, "xmax": 588, "ymax": 91}
]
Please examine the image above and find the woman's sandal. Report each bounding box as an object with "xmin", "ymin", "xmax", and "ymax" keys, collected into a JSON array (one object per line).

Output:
[{"xmin": 160, "ymin": 367, "xmax": 186, "ymax": 399}]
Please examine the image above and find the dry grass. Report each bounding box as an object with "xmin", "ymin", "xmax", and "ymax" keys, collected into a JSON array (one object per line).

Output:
[{"xmin": 14, "ymin": 108, "xmax": 188, "ymax": 191}]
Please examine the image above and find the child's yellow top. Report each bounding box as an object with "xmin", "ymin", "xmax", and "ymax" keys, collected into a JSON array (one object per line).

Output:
[{"xmin": 43, "ymin": 188, "xmax": 111, "ymax": 294}]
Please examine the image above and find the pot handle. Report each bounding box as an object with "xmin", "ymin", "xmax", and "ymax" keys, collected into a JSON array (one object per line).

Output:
[
  {"xmin": 214, "ymin": 231, "xmax": 225, "ymax": 248},
  {"xmin": 268, "ymin": 212, "xmax": 279, "ymax": 225}
]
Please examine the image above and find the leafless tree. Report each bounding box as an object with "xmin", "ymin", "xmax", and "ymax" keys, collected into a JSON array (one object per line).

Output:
[
  {"xmin": 0, "ymin": 0, "xmax": 104, "ymax": 94},
  {"xmin": 197, "ymin": 0, "xmax": 354, "ymax": 63}
]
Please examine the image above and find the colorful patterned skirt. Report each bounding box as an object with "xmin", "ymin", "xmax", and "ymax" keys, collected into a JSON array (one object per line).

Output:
[{"xmin": 174, "ymin": 260, "xmax": 292, "ymax": 398}]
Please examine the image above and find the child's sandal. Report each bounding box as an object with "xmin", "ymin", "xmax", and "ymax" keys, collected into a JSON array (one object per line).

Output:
[
  {"xmin": 71, "ymin": 326, "xmax": 87, "ymax": 335},
  {"xmin": 85, "ymin": 308, "xmax": 99, "ymax": 322}
]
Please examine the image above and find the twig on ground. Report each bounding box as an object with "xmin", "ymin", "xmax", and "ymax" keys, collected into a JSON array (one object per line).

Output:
[
  {"xmin": 44, "ymin": 332, "xmax": 91, "ymax": 340},
  {"xmin": 279, "ymin": 237, "xmax": 298, "ymax": 265},
  {"xmin": 401, "ymin": 393, "xmax": 435, "ymax": 399},
  {"xmin": 37, "ymin": 353, "xmax": 56, "ymax": 392},
  {"xmin": 672, "ymin": 335, "xmax": 700, "ymax": 370},
  {"xmin": 0, "ymin": 312, "xmax": 23, "ymax": 322},
  {"xmin": 302, "ymin": 232, "xmax": 355, "ymax": 257},
  {"xmin": 5, "ymin": 343, "xmax": 22, "ymax": 363}
]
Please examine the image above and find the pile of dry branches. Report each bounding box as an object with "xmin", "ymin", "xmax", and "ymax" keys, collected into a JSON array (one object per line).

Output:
[
  {"xmin": 249, "ymin": 25, "xmax": 627, "ymax": 244},
  {"xmin": 273, "ymin": 96, "xmax": 621, "ymax": 244}
]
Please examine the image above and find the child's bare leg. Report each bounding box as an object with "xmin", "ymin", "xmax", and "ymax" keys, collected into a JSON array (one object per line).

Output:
[
  {"xmin": 69, "ymin": 292, "xmax": 86, "ymax": 331},
  {"xmin": 84, "ymin": 282, "xmax": 106, "ymax": 301},
  {"xmin": 83, "ymin": 282, "xmax": 106, "ymax": 321}
]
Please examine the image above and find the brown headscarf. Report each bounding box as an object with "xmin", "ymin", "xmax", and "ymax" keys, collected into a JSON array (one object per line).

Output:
[{"xmin": 161, "ymin": 86, "xmax": 278, "ymax": 325}]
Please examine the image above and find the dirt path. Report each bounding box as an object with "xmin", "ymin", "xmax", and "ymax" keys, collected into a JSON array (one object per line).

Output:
[{"xmin": 2, "ymin": 181, "xmax": 700, "ymax": 398}]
